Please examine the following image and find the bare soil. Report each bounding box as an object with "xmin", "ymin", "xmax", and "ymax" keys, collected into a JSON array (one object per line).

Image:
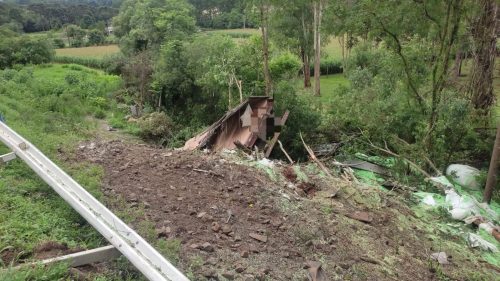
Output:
[{"xmin": 74, "ymin": 139, "xmax": 498, "ymax": 281}]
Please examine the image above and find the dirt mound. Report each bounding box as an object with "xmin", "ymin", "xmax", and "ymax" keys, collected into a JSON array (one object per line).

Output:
[{"xmin": 75, "ymin": 140, "xmax": 496, "ymax": 280}]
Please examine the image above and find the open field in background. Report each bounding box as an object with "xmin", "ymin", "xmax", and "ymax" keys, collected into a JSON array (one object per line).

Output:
[
  {"xmin": 324, "ymin": 37, "xmax": 343, "ymax": 61},
  {"xmin": 55, "ymin": 45, "xmax": 120, "ymax": 58}
]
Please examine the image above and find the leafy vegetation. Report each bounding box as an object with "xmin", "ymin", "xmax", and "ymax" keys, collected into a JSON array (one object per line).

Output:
[{"xmin": 0, "ymin": 64, "xmax": 123, "ymax": 278}]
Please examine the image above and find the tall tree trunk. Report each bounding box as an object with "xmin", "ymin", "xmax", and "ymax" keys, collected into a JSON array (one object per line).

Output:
[
  {"xmin": 469, "ymin": 0, "xmax": 498, "ymax": 111},
  {"xmin": 453, "ymin": 47, "xmax": 463, "ymax": 78},
  {"xmin": 313, "ymin": 1, "xmax": 322, "ymax": 96},
  {"xmin": 301, "ymin": 47, "xmax": 312, "ymax": 88},
  {"xmin": 260, "ymin": 5, "xmax": 272, "ymax": 96}
]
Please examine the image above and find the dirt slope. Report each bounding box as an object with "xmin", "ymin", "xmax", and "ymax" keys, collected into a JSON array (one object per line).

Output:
[{"xmin": 75, "ymin": 140, "xmax": 498, "ymax": 281}]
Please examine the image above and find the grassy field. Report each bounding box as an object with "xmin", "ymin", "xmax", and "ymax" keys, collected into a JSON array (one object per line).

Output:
[
  {"xmin": 324, "ymin": 37, "xmax": 343, "ymax": 61},
  {"xmin": 56, "ymin": 45, "xmax": 120, "ymax": 58},
  {"xmin": 0, "ymin": 64, "xmax": 129, "ymax": 279}
]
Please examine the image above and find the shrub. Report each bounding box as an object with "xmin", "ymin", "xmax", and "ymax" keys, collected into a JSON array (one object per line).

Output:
[
  {"xmin": 270, "ymin": 51, "xmax": 302, "ymax": 80},
  {"xmin": 273, "ymin": 81, "xmax": 322, "ymax": 160},
  {"xmin": 0, "ymin": 36, "xmax": 54, "ymax": 69},
  {"xmin": 54, "ymin": 54, "xmax": 125, "ymax": 74},
  {"xmin": 137, "ymin": 112, "xmax": 174, "ymax": 144},
  {"xmin": 310, "ymin": 58, "xmax": 343, "ymax": 75},
  {"xmin": 53, "ymin": 38, "xmax": 65, "ymax": 48}
]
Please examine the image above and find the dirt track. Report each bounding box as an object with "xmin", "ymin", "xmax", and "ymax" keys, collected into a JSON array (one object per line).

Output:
[{"xmin": 74, "ymin": 140, "xmax": 498, "ymax": 281}]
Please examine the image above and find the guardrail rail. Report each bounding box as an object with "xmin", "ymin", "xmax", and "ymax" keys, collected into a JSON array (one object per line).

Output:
[{"xmin": 0, "ymin": 121, "xmax": 189, "ymax": 281}]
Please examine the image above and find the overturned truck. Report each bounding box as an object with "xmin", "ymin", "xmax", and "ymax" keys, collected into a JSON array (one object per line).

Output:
[{"xmin": 184, "ymin": 96, "xmax": 289, "ymax": 157}]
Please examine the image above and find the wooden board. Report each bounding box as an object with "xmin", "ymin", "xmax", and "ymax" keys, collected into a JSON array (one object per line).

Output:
[{"xmin": 0, "ymin": 152, "xmax": 16, "ymax": 163}]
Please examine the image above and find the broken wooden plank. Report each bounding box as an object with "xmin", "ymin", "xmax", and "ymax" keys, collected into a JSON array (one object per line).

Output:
[
  {"xmin": 264, "ymin": 132, "xmax": 280, "ymax": 158},
  {"xmin": 343, "ymin": 160, "xmax": 390, "ymax": 176},
  {"xmin": 0, "ymin": 152, "xmax": 16, "ymax": 163},
  {"xmin": 15, "ymin": 245, "xmax": 121, "ymax": 269}
]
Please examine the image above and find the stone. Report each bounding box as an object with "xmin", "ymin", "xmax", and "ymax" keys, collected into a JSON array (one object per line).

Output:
[
  {"xmin": 212, "ymin": 222, "xmax": 221, "ymax": 232},
  {"xmin": 222, "ymin": 224, "xmax": 232, "ymax": 234},
  {"xmin": 241, "ymin": 250, "xmax": 249, "ymax": 258},
  {"xmin": 235, "ymin": 264, "xmax": 246, "ymax": 273},
  {"xmin": 221, "ymin": 272, "xmax": 235, "ymax": 280},
  {"xmin": 200, "ymin": 242, "xmax": 215, "ymax": 252},
  {"xmin": 156, "ymin": 226, "xmax": 171, "ymax": 238},
  {"xmin": 249, "ymin": 233, "xmax": 268, "ymax": 243},
  {"xmin": 197, "ymin": 212, "xmax": 207, "ymax": 218},
  {"xmin": 346, "ymin": 211, "xmax": 373, "ymax": 224}
]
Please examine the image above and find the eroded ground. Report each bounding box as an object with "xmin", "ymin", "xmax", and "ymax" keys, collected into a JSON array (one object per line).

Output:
[{"xmin": 67, "ymin": 139, "xmax": 498, "ymax": 281}]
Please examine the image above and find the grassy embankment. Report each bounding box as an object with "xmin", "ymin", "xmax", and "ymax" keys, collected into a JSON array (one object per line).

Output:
[{"xmin": 0, "ymin": 64, "xmax": 141, "ymax": 280}]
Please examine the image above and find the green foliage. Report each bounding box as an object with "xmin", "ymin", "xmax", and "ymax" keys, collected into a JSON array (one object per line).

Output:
[
  {"xmin": 0, "ymin": 64, "xmax": 122, "ymax": 271},
  {"xmin": 310, "ymin": 57, "xmax": 343, "ymax": 75},
  {"xmin": 270, "ymin": 51, "xmax": 302, "ymax": 80},
  {"xmin": 52, "ymin": 38, "xmax": 65, "ymax": 48},
  {"xmin": 54, "ymin": 53, "xmax": 125, "ymax": 74},
  {"xmin": 328, "ymin": 42, "xmax": 492, "ymax": 171},
  {"xmin": 273, "ymin": 81, "xmax": 322, "ymax": 160},
  {"xmin": 136, "ymin": 112, "xmax": 174, "ymax": 144},
  {"xmin": 87, "ymin": 29, "xmax": 106, "ymax": 46},
  {"xmin": 0, "ymin": 35, "xmax": 54, "ymax": 69},
  {"xmin": 113, "ymin": 0, "xmax": 196, "ymax": 53}
]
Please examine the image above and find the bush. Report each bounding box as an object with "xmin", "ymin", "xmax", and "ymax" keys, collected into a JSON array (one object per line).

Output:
[
  {"xmin": 54, "ymin": 54, "xmax": 125, "ymax": 74},
  {"xmin": 137, "ymin": 112, "xmax": 174, "ymax": 144},
  {"xmin": 309, "ymin": 58, "xmax": 343, "ymax": 75},
  {"xmin": 270, "ymin": 51, "xmax": 302, "ymax": 80},
  {"xmin": 273, "ymin": 81, "xmax": 322, "ymax": 160},
  {"xmin": 53, "ymin": 38, "xmax": 65, "ymax": 48},
  {"xmin": 0, "ymin": 36, "xmax": 54, "ymax": 69},
  {"xmin": 328, "ymin": 42, "xmax": 491, "ymax": 172}
]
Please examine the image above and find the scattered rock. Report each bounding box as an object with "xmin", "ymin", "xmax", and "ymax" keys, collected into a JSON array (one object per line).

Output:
[
  {"xmin": 240, "ymin": 250, "xmax": 249, "ymax": 258},
  {"xmin": 212, "ymin": 222, "xmax": 221, "ymax": 232},
  {"xmin": 222, "ymin": 224, "xmax": 232, "ymax": 234},
  {"xmin": 200, "ymin": 242, "xmax": 215, "ymax": 252},
  {"xmin": 201, "ymin": 268, "xmax": 218, "ymax": 279},
  {"xmin": 221, "ymin": 272, "xmax": 235, "ymax": 280},
  {"xmin": 235, "ymin": 264, "xmax": 247, "ymax": 273},
  {"xmin": 197, "ymin": 212, "xmax": 207, "ymax": 218},
  {"xmin": 155, "ymin": 226, "xmax": 171, "ymax": 238},
  {"xmin": 346, "ymin": 211, "xmax": 373, "ymax": 224},
  {"xmin": 430, "ymin": 252, "xmax": 449, "ymax": 265},
  {"xmin": 359, "ymin": 255, "xmax": 380, "ymax": 265},
  {"xmin": 249, "ymin": 233, "xmax": 268, "ymax": 243}
]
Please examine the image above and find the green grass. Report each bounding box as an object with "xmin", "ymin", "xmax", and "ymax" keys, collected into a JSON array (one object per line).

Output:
[
  {"xmin": 0, "ymin": 64, "xmax": 126, "ymax": 279},
  {"xmin": 295, "ymin": 73, "xmax": 350, "ymax": 106},
  {"xmin": 323, "ymin": 36, "xmax": 343, "ymax": 61}
]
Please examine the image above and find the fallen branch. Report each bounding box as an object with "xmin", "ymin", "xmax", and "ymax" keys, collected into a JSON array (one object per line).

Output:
[
  {"xmin": 300, "ymin": 132, "xmax": 334, "ymax": 178},
  {"xmin": 193, "ymin": 168, "xmax": 224, "ymax": 178},
  {"xmin": 277, "ymin": 140, "xmax": 294, "ymax": 164},
  {"xmin": 365, "ymin": 139, "xmax": 431, "ymax": 178}
]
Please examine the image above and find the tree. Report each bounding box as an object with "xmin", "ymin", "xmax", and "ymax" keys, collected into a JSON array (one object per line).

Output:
[
  {"xmin": 270, "ymin": 0, "xmax": 314, "ymax": 88},
  {"xmin": 88, "ymin": 29, "xmax": 105, "ymax": 45},
  {"xmin": 468, "ymin": 0, "xmax": 498, "ymax": 111},
  {"xmin": 312, "ymin": 0, "xmax": 325, "ymax": 96},
  {"xmin": 113, "ymin": 0, "xmax": 196, "ymax": 53}
]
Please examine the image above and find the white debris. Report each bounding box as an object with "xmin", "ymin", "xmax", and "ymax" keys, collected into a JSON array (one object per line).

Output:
[
  {"xmin": 430, "ymin": 252, "xmax": 449, "ymax": 264},
  {"xmin": 446, "ymin": 164, "xmax": 481, "ymax": 190},
  {"xmin": 258, "ymin": 158, "xmax": 274, "ymax": 168},
  {"xmin": 478, "ymin": 222, "xmax": 495, "ymax": 234},
  {"xmin": 445, "ymin": 189, "xmax": 480, "ymax": 220},
  {"xmin": 429, "ymin": 176, "xmax": 454, "ymax": 189},
  {"xmin": 467, "ymin": 233, "xmax": 498, "ymax": 252},
  {"xmin": 422, "ymin": 194, "xmax": 436, "ymax": 206}
]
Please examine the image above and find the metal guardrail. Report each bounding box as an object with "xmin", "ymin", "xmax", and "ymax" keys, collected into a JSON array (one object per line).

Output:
[{"xmin": 0, "ymin": 121, "xmax": 189, "ymax": 281}]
